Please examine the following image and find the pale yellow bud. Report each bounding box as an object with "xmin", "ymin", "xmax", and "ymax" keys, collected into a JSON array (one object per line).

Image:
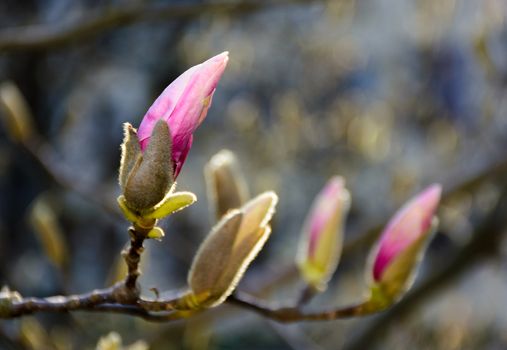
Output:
[
  {"xmin": 185, "ymin": 192, "xmax": 278, "ymax": 308},
  {"xmin": 205, "ymin": 149, "xmax": 249, "ymax": 220}
]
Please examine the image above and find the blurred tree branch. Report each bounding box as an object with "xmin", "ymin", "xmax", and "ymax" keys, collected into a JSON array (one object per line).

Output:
[
  {"xmin": 0, "ymin": 222, "xmax": 381, "ymax": 323},
  {"xmin": 3, "ymin": 180, "xmax": 505, "ymax": 325},
  {"xmin": 0, "ymin": 0, "xmax": 321, "ymax": 53}
]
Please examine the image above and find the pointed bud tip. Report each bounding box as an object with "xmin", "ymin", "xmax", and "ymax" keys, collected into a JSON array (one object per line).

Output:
[
  {"xmin": 258, "ymin": 191, "xmax": 279, "ymax": 216},
  {"xmin": 418, "ymin": 183, "xmax": 442, "ymax": 208},
  {"xmin": 371, "ymin": 183, "xmax": 443, "ymax": 283},
  {"xmin": 208, "ymin": 149, "xmax": 236, "ymax": 168},
  {"xmin": 214, "ymin": 51, "xmax": 229, "ymax": 63},
  {"xmin": 323, "ymin": 176, "xmax": 347, "ymax": 199}
]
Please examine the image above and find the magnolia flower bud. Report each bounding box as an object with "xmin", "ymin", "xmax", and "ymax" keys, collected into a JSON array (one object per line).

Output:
[
  {"xmin": 119, "ymin": 53, "xmax": 228, "ymax": 212},
  {"xmin": 182, "ymin": 192, "xmax": 278, "ymax": 309},
  {"xmin": 296, "ymin": 177, "xmax": 350, "ymax": 291},
  {"xmin": 137, "ymin": 52, "xmax": 229, "ymax": 178},
  {"xmin": 367, "ymin": 184, "xmax": 442, "ymax": 304},
  {"xmin": 205, "ymin": 149, "xmax": 249, "ymax": 220}
]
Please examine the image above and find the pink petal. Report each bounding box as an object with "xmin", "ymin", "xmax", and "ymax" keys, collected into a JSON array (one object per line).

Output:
[
  {"xmin": 307, "ymin": 177, "xmax": 345, "ymax": 260},
  {"xmin": 172, "ymin": 135, "xmax": 192, "ymax": 179},
  {"xmin": 137, "ymin": 52, "xmax": 229, "ymax": 177},
  {"xmin": 372, "ymin": 184, "xmax": 442, "ymax": 281},
  {"xmin": 138, "ymin": 65, "xmax": 199, "ymax": 151}
]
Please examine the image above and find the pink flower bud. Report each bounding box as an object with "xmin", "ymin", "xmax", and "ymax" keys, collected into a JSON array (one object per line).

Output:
[
  {"xmin": 372, "ymin": 184, "xmax": 442, "ymax": 283},
  {"xmin": 297, "ymin": 176, "xmax": 350, "ymax": 290},
  {"xmin": 137, "ymin": 52, "xmax": 229, "ymax": 178}
]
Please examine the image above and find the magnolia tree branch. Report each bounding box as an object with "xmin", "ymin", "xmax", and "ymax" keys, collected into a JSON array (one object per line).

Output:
[
  {"xmin": 5, "ymin": 288, "xmax": 115, "ymax": 317},
  {"xmin": 0, "ymin": 0, "xmax": 320, "ymax": 53},
  {"xmin": 228, "ymin": 292, "xmax": 380, "ymax": 322},
  {"xmin": 122, "ymin": 227, "xmax": 146, "ymax": 292},
  {"xmin": 0, "ymin": 222, "xmax": 188, "ymax": 322},
  {"xmin": 1, "ymin": 180, "xmax": 505, "ymax": 324},
  {"xmin": 0, "ymin": 218, "xmax": 379, "ymax": 323}
]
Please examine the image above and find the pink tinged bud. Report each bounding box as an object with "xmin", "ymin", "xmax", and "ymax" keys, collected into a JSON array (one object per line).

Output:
[
  {"xmin": 297, "ymin": 176, "xmax": 350, "ymax": 290},
  {"xmin": 308, "ymin": 177, "xmax": 346, "ymax": 259},
  {"xmin": 372, "ymin": 184, "xmax": 442, "ymax": 283},
  {"xmin": 137, "ymin": 52, "xmax": 229, "ymax": 178}
]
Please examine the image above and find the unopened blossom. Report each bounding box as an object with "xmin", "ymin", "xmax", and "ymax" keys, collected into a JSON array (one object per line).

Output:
[
  {"xmin": 371, "ymin": 184, "xmax": 442, "ymax": 282},
  {"xmin": 184, "ymin": 192, "xmax": 278, "ymax": 309},
  {"xmin": 137, "ymin": 52, "xmax": 229, "ymax": 178},
  {"xmin": 118, "ymin": 53, "xmax": 228, "ymax": 212},
  {"xmin": 297, "ymin": 176, "xmax": 350, "ymax": 291}
]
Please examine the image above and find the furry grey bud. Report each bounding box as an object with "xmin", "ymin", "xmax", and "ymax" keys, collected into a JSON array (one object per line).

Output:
[{"xmin": 122, "ymin": 120, "xmax": 174, "ymax": 211}]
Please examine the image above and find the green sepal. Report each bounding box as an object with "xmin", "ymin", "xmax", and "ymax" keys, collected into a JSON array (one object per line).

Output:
[
  {"xmin": 143, "ymin": 191, "xmax": 197, "ymax": 219},
  {"xmin": 117, "ymin": 195, "xmax": 140, "ymax": 223},
  {"xmin": 147, "ymin": 227, "xmax": 165, "ymax": 241},
  {"xmin": 367, "ymin": 283, "xmax": 393, "ymax": 311},
  {"xmin": 174, "ymin": 291, "xmax": 212, "ymax": 311}
]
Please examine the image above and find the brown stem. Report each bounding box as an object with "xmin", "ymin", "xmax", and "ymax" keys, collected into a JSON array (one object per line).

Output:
[
  {"xmin": 123, "ymin": 227, "xmax": 145, "ymax": 292},
  {"xmin": 87, "ymin": 304, "xmax": 193, "ymax": 322},
  {"xmin": 7, "ymin": 288, "xmax": 114, "ymax": 317},
  {"xmin": 137, "ymin": 297, "xmax": 182, "ymax": 312},
  {"xmin": 296, "ymin": 285, "xmax": 317, "ymax": 306},
  {"xmin": 228, "ymin": 292, "xmax": 382, "ymax": 323},
  {"xmin": 3, "ymin": 294, "xmax": 190, "ymax": 322}
]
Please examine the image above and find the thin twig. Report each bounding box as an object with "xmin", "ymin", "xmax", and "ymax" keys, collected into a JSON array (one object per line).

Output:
[
  {"xmin": 0, "ymin": 0, "xmax": 320, "ymax": 53},
  {"xmin": 5, "ymin": 296, "xmax": 190, "ymax": 323},
  {"xmin": 228, "ymin": 291, "xmax": 381, "ymax": 322},
  {"xmin": 7, "ymin": 287, "xmax": 115, "ymax": 317},
  {"xmin": 90, "ymin": 304, "xmax": 193, "ymax": 322},
  {"xmin": 123, "ymin": 227, "xmax": 146, "ymax": 292},
  {"xmin": 0, "ymin": 219, "xmax": 192, "ymax": 322}
]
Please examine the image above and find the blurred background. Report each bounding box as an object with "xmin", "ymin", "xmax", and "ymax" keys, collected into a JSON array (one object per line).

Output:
[{"xmin": 1, "ymin": 0, "xmax": 507, "ymax": 349}]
